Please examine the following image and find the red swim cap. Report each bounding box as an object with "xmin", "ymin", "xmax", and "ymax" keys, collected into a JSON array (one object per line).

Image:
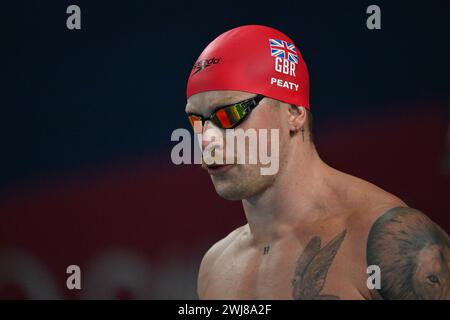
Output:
[{"xmin": 186, "ymin": 25, "xmax": 310, "ymax": 110}]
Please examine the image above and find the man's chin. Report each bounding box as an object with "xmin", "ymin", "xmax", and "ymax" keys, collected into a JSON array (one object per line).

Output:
[
  {"xmin": 213, "ymin": 185, "xmax": 245, "ymax": 200},
  {"xmin": 210, "ymin": 179, "xmax": 247, "ymax": 200},
  {"xmin": 212, "ymin": 176, "xmax": 275, "ymax": 201}
]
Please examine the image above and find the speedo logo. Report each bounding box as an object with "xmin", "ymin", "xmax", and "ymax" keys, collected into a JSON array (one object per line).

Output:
[{"xmin": 191, "ymin": 57, "xmax": 221, "ymax": 75}]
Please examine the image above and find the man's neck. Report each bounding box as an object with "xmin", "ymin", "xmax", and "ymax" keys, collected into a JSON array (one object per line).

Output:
[{"xmin": 242, "ymin": 147, "xmax": 336, "ymax": 245}]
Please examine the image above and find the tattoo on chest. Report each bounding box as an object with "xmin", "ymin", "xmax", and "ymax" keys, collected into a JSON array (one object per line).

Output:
[
  {"xmin": 292, "ymin": 230, "xmax": 347, "ymax": 300},
  {"xmin": 263, "ymin": 246, "xmax": 270, "ymax": 255}
]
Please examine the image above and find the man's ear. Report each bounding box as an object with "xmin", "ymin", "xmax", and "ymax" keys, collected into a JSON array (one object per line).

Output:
[{"xmin": 287, "ymin": 105, "xmax": 307, "ymax": 133}]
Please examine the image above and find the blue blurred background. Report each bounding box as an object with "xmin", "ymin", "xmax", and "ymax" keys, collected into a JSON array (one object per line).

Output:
[{"xmin": 0, "ymin": 0, "xmax": 449, "ymax": 299}]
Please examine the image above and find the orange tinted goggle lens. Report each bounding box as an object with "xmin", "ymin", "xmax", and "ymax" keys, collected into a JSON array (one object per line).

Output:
[
  {"xmin": 212, "ymin": 104, "xmax": 248, "ymax": 129},
  {"xmin": 188, "ymin": 103, "xmax": 248, "ymax": 131},
  {"xmin": 188, "ymin": 115, "xmax": 203, "ymax": 133}
]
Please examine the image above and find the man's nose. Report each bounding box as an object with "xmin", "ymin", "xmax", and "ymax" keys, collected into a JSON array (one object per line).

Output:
[{"xmin": 202, "ymin": 120, "xmax": 223, "ymax": 150}]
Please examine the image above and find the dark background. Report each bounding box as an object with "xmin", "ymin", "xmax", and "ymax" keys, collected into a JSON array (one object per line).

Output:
[{"xmin": 0, "ymin": 0, "xmax": 449, "ymax": 299}]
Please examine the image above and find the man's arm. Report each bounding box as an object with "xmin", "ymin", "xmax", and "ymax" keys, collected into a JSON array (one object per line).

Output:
[
  {"xmin": 197, "ymin": 238, "xmax": 227, "ymax": 299},
  {"xmin": 197, "ymin": 226, "xmax": 246, "ymax": 299},
  {"xmin": 197, "ymin": 249, "xmax": 212, "ymax": 299},
  {"xmin": 366, "ymin": 206, "xmax": 450, "ymax": 300}
]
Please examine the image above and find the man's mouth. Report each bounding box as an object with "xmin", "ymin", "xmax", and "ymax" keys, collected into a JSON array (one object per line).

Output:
[{"xmin": 203, "ymin": 164, "xmax": 233, "ymax": 175}]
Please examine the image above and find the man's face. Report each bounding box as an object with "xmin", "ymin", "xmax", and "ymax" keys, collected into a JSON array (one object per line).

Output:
[{"xmin": 185, "ymin": 90, "xmax": 290, "ymax": 200}]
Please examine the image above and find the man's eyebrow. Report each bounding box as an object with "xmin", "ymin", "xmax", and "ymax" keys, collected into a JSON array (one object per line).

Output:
[{"xmin": 185, "ymin": 104, "xmax": 193, "ymax": 114}]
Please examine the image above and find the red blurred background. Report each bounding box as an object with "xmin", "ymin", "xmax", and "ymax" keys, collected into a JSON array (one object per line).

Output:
[{"xmin": 1, "ymin": 100, "xmax": 448, "ymax": 299}]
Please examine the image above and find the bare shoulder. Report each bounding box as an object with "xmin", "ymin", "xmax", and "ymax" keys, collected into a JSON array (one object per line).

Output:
[
  {"xmin": 341, "ymin": 174, "xmax": 450, "ymax": 299},
  {"xmin": 366, "ymin": 206, "xmax": 450, "ymax": 299},
  {"xmin": 340, "ymin": 170, "xmax": 407, "ymax": 232},
  {"xmin": 197, "ymin": 224, "xmax": 247, "ymax": 299}
]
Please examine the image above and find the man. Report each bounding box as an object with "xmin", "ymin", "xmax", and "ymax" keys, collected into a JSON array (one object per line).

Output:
[{"xmin": 185, "ymin": 25, "xmax": 450, "ymax": 299}]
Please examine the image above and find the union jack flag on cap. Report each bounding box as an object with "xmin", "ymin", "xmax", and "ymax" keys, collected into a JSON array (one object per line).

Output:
[{"xmin": 269, "ymin": 39, "xmax": 299, "ymax": 64}]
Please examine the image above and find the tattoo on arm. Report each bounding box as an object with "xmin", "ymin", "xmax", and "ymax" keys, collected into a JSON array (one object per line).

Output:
[
  {"xmin": 367, "ymin": 207, "xmax": 450, "ymax": 300},
  {"xmin": 292, "ymin": 230, "xmax": 347, "ymax": 300}
]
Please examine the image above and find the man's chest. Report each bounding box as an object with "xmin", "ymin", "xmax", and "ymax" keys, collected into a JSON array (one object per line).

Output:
[{"xmin": 203, "ymin": 230, "xmax": 367, "ymax": 299}]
